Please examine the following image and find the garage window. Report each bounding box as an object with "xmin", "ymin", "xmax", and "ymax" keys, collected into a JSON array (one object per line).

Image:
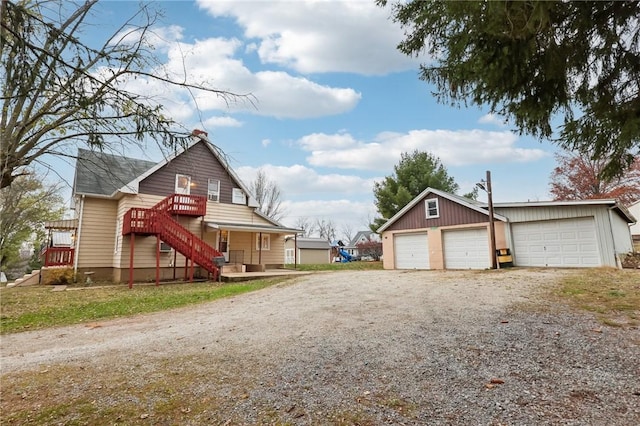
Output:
[{"xmin": 425, "ymin": 198, "xmax": 439, "ymax": 219}]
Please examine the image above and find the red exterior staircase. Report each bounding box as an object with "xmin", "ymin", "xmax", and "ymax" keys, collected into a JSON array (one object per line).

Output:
[{"xmin": 123, "ymin": 194, "xmax": 223, "ymax": 285}]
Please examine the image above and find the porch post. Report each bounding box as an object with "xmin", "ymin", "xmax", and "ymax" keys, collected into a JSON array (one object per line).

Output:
[
  {"xmin": 258, "ymin": 232, "xmax": 263, "ymax": 265},
  {"xmin": 189, "ymin": 235, "xmax": 194, "ymax": 282},
  {"xmin": 155, "ymin": 237, "xmax": 160, "ymax": 286},
  {"xmin": 129, "ymin": 233, "xmax": 135, "ymax": 289}
]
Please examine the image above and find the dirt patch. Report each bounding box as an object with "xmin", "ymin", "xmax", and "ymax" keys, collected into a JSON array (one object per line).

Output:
[{"xmin": 2, "ymin": 269, "xmax": 639, "ymax": 425}]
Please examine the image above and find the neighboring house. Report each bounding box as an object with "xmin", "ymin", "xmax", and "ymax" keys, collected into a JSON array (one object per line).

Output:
[
  {"xmin": 46, "ymin": 131, "xmax": 299, "ymax": 284},
  {"xmin": 629, "ymin": 200, "xmax": 640, "ymax": 250},
  {"xmin": 378, "ymin": 187, "xmax": 635, "ymax": 270},
  {"xmin": 343, "ymin": 231, "xmax": 380, "ymax": 257},
  {"xmin": 284, "ymin": 237, "xmax": 331, "ymax": 264}
]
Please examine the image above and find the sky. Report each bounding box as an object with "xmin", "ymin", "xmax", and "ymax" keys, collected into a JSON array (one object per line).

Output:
[{"xmin": 47, "ymin": 0, "xmax": 562, "ymax": 238}]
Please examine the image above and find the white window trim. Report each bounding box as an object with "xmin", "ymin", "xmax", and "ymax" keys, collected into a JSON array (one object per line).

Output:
[
  {"xmin": 256, "ymin": 234, "xmax": 271, "ymax": 251},
  {"xmin": 114, "ymin": 218, "xmax": 121, "ymax": 254},
  {"xmin": 207, "ymin": 179, "xmax": 220, "ymax": 202},
  {"xmin": 175, "ymin": 174, "xmax": 191, "ymax": 194},
  {"xmin": 425, "ymin": 198, "xmax": 439, "ymax": 219},
  {"xmin": 232, "ymin": 188, "xmax": 246, "ymax": 205}
]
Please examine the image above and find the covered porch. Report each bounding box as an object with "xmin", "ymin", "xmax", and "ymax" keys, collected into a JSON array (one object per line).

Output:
[
  {"xmin": 204, "ymin": 220, "xmax": 302, "ymax": 272},
  {"xmin": 42, "ymin": 219, "xmax": 78, "ymax": 267}
]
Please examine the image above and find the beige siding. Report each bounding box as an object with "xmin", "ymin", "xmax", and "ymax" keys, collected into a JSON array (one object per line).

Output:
[
  {"xmin": 300, "ymin": 249, "xmax": 331, "ymax": 264},
  {"xmin": 204, "ymin": 203, "xmax": 272, "ymax": 225},
  {"xmin": 101, "ymin": 192, "xmax": 284, "ymax": 280},
  {"xmin": 382, "ymin": 222, "xmax": 507, "ymax": 270},
  {"xmin": 113, "ymin": 195, "xmax": 163, "ymax": 268},
  {"xmin": 228, "ymin": 231, "xmax": 286, "ymax": 265},
  {"xmin": 115, "ymin": 194, "xmax": 210, "ymax": 269},
  {"xmin": 77, "ymin": 198, "xmax": 118, "ymax": 268}
]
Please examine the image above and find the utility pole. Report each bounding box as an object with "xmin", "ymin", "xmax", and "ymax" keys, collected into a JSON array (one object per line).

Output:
[{"xmin": 486, "ymin": 170, "xmax": 497, "ymax": 269}]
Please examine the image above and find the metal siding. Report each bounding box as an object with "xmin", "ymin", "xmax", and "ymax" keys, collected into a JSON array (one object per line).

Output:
[
  {"xmin": 387, "ymin": 194, "xmax": 488, "ymax": 231},
  {"xmin": 512, "ymin": 217, "xmax": 601, "ymax": 267},
  {"xmin": 496, "ymin": 205, "xmax": 616, "ymax": 266},
  {"xmin": 139, "ymin": 141, "xmax": 242, "ymax": 204},
  {"xmin": 630, "ymin": 202, "xmax": 640, "ymax": 235},
  {"xmin": 609, "ymin": 211, "xmax": 634, "ymax": 254}
]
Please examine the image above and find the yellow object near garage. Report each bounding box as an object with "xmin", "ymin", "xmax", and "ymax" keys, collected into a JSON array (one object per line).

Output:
[{"xmin": 496, "ymin": 248, "xmax": 513, "ymax": 268}]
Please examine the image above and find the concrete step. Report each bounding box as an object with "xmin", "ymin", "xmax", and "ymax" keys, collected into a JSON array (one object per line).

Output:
[{"xmin": 9, "ymin": 270, "xmax": 41, "ymax": 287}]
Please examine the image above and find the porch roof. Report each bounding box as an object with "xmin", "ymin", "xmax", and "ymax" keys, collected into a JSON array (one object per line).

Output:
[
  {"xmin": 206, "ymin": 221, "xmax": 301, "ymax": 234},
  {"xmin": 44, "ymin": 219, "xmax": 79, "ymax": 230}
]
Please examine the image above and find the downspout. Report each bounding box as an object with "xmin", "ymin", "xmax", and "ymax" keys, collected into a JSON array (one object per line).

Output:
[{"xmin": 73, "ymin": 195, "xmax": 85, "ymax": 280}]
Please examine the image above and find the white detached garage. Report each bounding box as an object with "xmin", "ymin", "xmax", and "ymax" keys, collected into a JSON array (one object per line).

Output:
[
  {"xmin": 511, "ymin": 217, "xmax": 600, "ymax": 267},
  {"xmin": 495, "ymin": 200, "xmax": 635, "ymax": 268},
  {"xmin": 379, "ymin": 188, "xmax": 636, "ymax": 270}
]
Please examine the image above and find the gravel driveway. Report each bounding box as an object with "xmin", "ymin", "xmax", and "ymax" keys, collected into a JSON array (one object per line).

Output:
[{"xmin": 2, "ymin": 269, "xmax": 639, "ymax": 425}]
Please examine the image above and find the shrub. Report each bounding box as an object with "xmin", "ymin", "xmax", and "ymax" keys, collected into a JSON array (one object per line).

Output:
[{"xmin": 42, "ymin": 267, "xmax": 75, "ymax": 285}]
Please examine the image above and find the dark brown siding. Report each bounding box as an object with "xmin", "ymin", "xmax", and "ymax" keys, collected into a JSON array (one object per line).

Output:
[
  {"xmin": 139, "ymin": 141, "xmax": 243, "ymax": 204},
  {"xmin": 387, "ymin": 193, "xmax": 488, "ymax": 231}
]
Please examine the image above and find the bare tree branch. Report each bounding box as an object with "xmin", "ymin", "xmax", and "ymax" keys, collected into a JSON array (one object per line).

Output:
[{"xmin": 1, "ymin": 0, "xmax": 252, "ymax": 188}]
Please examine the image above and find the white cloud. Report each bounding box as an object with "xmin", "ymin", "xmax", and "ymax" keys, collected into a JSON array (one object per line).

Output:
[
  {"xmin": 139, "ymin": 36, "xmax": 362, "ymax": 119},
  {"xmin": 261, "ymin": 139, "xmax": 271, "ymax": 147},
  {"xmin": 196, "ymin": 0, "xmax": 420, "ymax": 75},
  {"xmin": 236, "ymin": 164, "xmax": 378, "ymax": 197},
  {"xmin": 203, "ymin": 116, "xmax": 243, "ymax": 128},
  {"xmin": 478, "ymin": 113, "xmax": 507, "ymax": 127},
  {"xmin": 298, "ymin": 132, "xmax": 359, "ymax": 151},
  {"xmin": 298, "ymin": 130, "xmax": 549, "ymax": 171}
]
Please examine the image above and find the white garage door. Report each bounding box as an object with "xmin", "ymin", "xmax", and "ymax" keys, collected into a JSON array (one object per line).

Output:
[
  {"xmin": 394, "ymin": 233, "xmax": 430, "ymax": 269},
  {"xmin": 512, "ymin": 217, "xmax": 601, "ymax": 267},
  {"xmin": 444, "ymin": 228, "xmax": 490, "ymax": 269}
]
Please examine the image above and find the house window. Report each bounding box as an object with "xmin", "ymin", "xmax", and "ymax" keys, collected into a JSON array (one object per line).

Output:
[
  {"xmin": 175, "ymin": 174, "xmax": 191, "ymax": 195},
  {"xmin": 208, "ymin": 179, "xmax": 220, "ymax": 202},
  {"xmin": 232, "ymin": 188, "xmax": 246, "ymax": 204},
  {"xmin": 425, "ymin": 198, "xmax": 439, "ymax": 219},
  {"xmin": 256, "ymin": 234, "xmax": 270, "ymax": 251}
]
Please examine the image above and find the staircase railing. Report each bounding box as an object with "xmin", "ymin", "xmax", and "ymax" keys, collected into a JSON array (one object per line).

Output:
[
  {"xmin": 122, "ymin": 199, "xmax": 222, "ymax": 277},
  {"xmin": 156, "ymin": 210, "xmax": 222, "ymax": 274},
  {"xmin": 152, "ymin": 194, "xmax": 206, "ymax": 216},
  {"xmin": 43, "ymin": 247, "xmax": 75, "ymax": 267}
]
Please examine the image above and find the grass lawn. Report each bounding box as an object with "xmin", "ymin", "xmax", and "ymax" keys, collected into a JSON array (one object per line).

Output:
[
  {"xmin": 555, "ymin": 268, "xmax": 640, "ymax": 327},
  {"xmin": 0, "ymin": 278, "xmax": 293, "ymax": 335},
  {"xmin": 2, "ymin": 263, "xmax": 636, "ymax": 334},
  {"xmin": 0, "ymin": 262, "xmax": 381, "ymax": 334}
]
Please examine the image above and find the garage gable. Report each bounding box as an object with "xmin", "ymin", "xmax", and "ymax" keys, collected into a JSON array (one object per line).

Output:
[{"xmin": 379, "ymin": 189, "xmax": 504, "ymax": 232}]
